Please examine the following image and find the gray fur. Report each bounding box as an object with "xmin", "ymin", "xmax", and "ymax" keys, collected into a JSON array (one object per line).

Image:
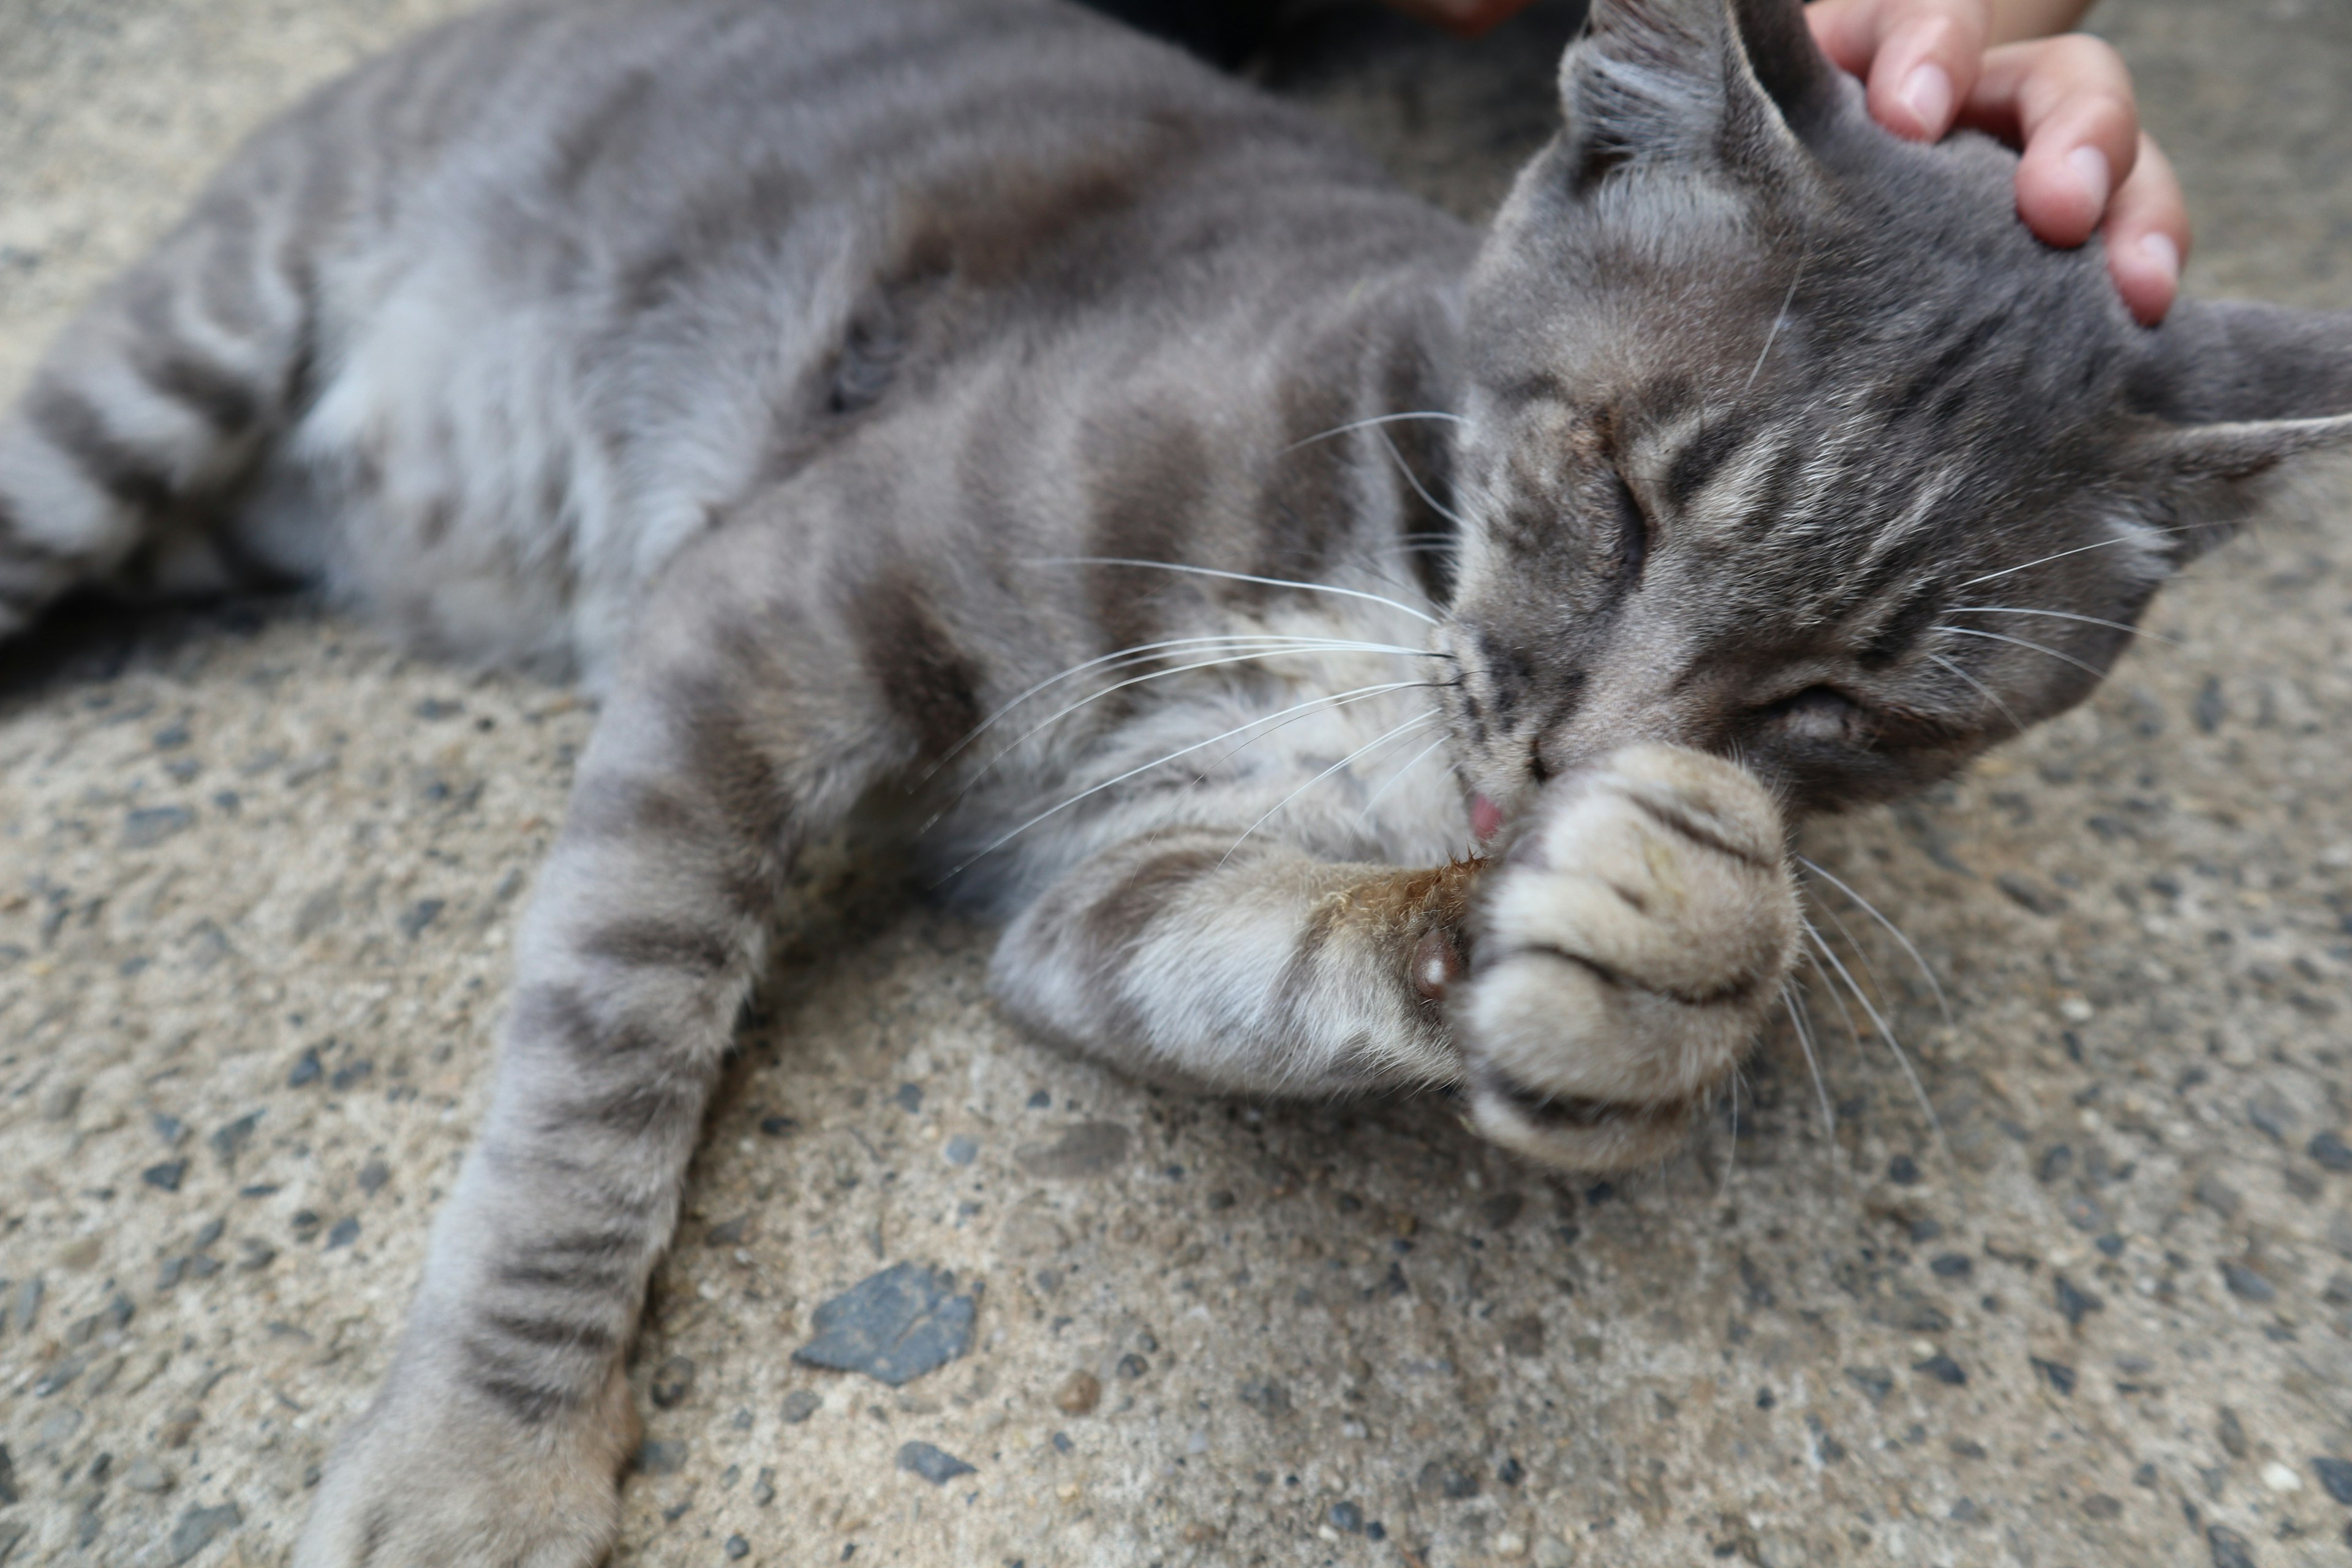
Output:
[{"xmin": 0, "ymin": 0, "xmax": 2346, "ymax": 1560}]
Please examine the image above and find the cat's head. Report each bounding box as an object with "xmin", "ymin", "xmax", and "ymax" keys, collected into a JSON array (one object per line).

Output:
[{"xmin": 1441, "ymin": 0, "xmax": 2352, "ymax": 829}]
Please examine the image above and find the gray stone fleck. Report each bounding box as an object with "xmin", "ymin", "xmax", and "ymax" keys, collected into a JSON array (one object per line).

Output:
[
  {"xmin": 208, "ymin": 1112, "xmax": 260, "ymax": 1170},
  {"xmin": 124, "ymin": 805, "xmax": 195, "ymax": 848},
  {"xmin": 2053, "ymin": 1275, "xmax": 2103, "ymax": 1327},
  {"xmin": 753, "ymin": 1465, "xmax": 777, "ymax": 1506},
  {"xmin": 32, "ymin": 1352, "xmax": 86, "ymax": 1396},
  {"xmin": 650, "ymin": 1355, "xmax": 696, "ymax": 1409},
  {"xmin": 356, "ymin": 1159, "xmax": 391, "ymax": 1194},
  {"xmin": 0, "ymin": 1443, "xmax": 17, "ymax": 1504},
  {"xmin": 792, "ymin": 1262, "xmax": 975, "ymax": 1386},
  {"xmin": 2217, "ymin": 1407, "xmax": 2248, "ymax": 1459},
  {"xmin": 2310, "ymin": 1457, "xmax": 2352, "ymax": 1504},
  {"xmin": 286, "ymin": 1049, "xmax": 323, "ymax": 1088},
  {"xmin": 2311, "ymin": 1131, "xmax": 2352, "ymax": 1173},
  {"xmin": 633, "ymin": 1440, "xmax": 687, "ymax": 1475},
  {"xmin": 1844, "ymin": 1366, "xmax": 1894, "ymax": 1403},
  {"xmin": 40, "ymin": 1082, "xmax": 83, "ymax": 1122},
  {"xmin": 943, "ymin": 1135, "xmax": 979, "ymax": 1167},
  {"xmin": 9, "ymin": 1278, "xmax": 42, "ymax": 1336},
  {"xmin": 1013, "ymin": 1121, "xmax": 1131, "ymax": 1180},
  {"xmin": 323, "ymin": 1217, "xmax": 360, "ymax": 1250},
  {"xmin": 781, "ymin": 1389, "xmax": 821, "ymax": 1424},
  {"xmin": 398, "ymin": 899, "xmax": 445, "ymax": 938},
  {"xmin": 168, "ymin": 1503, "xmax": 240, "ymax": 1564},
  {"xmin": 2220, "ymin": 1262, "xmax": 2274, "ymax": 1303},
  {"xmin": 725, "ymin": 1537, "xmax": 750, "ymax": 1560},
  {"xmin": 2193, "ymin": 1174, "xmax": 2242, "ymax": 1219},
  {"xmin": 1996, "ymin": 873, "xmax": 2066, "ymax": 915},
  {"xmin": 1238, "ymin": 1380, "xmax": 1291, "ymax": 1417},
  {"xmin": 124, "ymin": 1457, "xmax": 173, "ymax": 1493},
  {"xmin": 143, "ymin": 1161, "xmax": 187, "ymax": 1192},
  {"xmin": 2206, "ymin": 1525, "xmax": 2255, "ymax": 1568},
  {"xmin": 1417, "ymin": 1458, "xmax": 1479, "ymax": 1499},
  {"xmin": 895, "ymin": 1440, "xmax": 974, "ymax": 1485}
]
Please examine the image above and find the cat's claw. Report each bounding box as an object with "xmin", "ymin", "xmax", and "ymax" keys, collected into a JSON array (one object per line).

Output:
[
  {"xmin": 1455, "ymin": 744, "xmax": 1798, "ymax": 1170},
  {"xmin": 293, "ymin": 1360, "xmax": 636, "ymax": 1568}
]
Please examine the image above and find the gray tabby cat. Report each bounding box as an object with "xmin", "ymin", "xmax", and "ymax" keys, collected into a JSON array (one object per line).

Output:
[{"xmin": 2, "ymin": 0, "xmax": 2348, "ymax": 1558}]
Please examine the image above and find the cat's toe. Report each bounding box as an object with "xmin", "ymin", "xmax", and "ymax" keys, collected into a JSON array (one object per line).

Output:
[{"xmin": 1457, "ymin": 744, "xmax": 1796, "ymax": 1170}]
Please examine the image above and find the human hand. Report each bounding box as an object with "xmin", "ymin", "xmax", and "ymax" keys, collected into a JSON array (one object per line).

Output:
[{"xmin": 1806, "ymin": 0, "xmax": 2189, "ymax": 324}]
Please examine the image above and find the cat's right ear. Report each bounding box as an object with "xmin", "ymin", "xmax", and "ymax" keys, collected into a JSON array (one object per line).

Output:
[
  {"xmin": 2120, "ymin": 300, "xmax": 2352, "ymax": 557},
  {"xmin": 1558, "ymin": 0, "xmax": 1839, "ymax": 197}
]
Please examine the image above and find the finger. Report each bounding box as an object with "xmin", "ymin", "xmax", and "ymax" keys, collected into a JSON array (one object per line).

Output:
[
  {"xmin": 2102, "ymin": 134, "xmax": 2189, "ymax": 325},
  {"xmin": 1806, "ymin": 0, "xmax": 1992, "ymax": 141},
  {"xmin": 1967, "ymin": 34, "xmax": 2141, "ymax": 248}
]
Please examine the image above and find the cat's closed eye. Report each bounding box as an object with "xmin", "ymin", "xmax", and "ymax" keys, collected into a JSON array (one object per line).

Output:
[{"xmin": 1754, "ymin": 684, "xmax": 1863, "ymax": 743}]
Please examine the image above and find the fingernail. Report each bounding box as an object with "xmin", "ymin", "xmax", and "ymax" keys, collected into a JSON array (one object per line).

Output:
[
  {"xmin": 2137, "ymin": 231, "xmax": 2180, "ymax": 287},
  {"xmin": 1899, "ymin": 62, "xmax": 1952, "ymax": 135},
  {"xmin": 2067, "ymin": 145, "xmax": 2111, "ymax": 215}
]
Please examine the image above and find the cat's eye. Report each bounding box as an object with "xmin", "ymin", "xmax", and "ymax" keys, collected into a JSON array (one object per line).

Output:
[
  {"xmin": 1756, "ymin": 685, "xmax": 1862, "ymax": 743},
  {"xmin": 1609, "ymin": 471, "xmax": 1649, "ymax": 584}
]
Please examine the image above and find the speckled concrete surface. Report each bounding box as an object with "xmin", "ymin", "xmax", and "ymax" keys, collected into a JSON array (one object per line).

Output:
[{"xmin": 4, "ymin": 2, "xmax": 2352, "ymax": 1566}]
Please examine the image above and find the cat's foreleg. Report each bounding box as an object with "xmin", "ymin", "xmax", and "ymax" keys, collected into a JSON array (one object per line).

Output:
[
  {"xmin": 295, "ymin": 532, "xmax": 897, "ymax": 1568},
  {"xmin": 993, "ymin": 745, "xmax": 1796, "ymax": 1170}
]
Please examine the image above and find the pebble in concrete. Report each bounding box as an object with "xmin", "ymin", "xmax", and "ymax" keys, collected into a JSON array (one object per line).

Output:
[
  {"xmin": 896, "ymin": 1441, "xmax": 975, "ymax": 1485},
  {"xmin": 792, "ymin": 1262, "xmax": 974, "ymax": 1387}
]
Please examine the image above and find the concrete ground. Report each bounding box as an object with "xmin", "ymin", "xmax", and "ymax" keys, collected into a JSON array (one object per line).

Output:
[{"xmin": 4, "ymin": 1, "xmax": 2352, "ymax": 1564}]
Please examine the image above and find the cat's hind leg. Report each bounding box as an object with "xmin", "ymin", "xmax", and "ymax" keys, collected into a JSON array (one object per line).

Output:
[
  {"xmin": 990, "ymin": 745, "xmax": 1796, "ymax": 1169},
  {"xmin": 0, "ymin": 124, "xmax": 327, "ymax": 635}
]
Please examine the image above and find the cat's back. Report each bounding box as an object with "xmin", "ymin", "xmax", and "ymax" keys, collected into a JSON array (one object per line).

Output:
[{"xmin": 208, "ymin": 0, "xmax": 1439, "ymax": 674}]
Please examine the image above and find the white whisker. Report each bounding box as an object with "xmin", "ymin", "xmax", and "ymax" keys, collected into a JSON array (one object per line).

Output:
[
  {"xmin": 1355, "ymin": 733, "xmax": 1450, "ymax": 827},
  {"xmin": 1376, "ymin": 429, "xmax": 1472, "ymax": 530},
  {"xmin": 1944, "ymin": 605, "xmax": 2176, "ymax": 647},
  {"xmin": 1805, "ymin": 924, "xmax": 1947, "ymax": 1152},
  {"xmin": 1743, "ymin": 249, "xmax": 1809, "ymax": 395},
  {"xmin": 1025, "ymin": 556, "xmax": 1441, "ymax": 627},
  {"xmin": 1721, "ymin": 1068, "xmax": 1741, "ymax": 1197},
  {"xmin": 941, "ymin": 680, "xmax": 1437, "ymax": 878},
  {"xmin": 961, "ymin": 642, "xmax": 1442, "ymax": 791},
  {"xmin": 1924, "ymin": 652, "xmax": 2026, "ymax": 736},
  {"xmin": 1953, "ymin": 527, "xmax": 2188, "ymax": 589},
  {"xmin": 1936, "ymin": 624, "xmax": 2111, "ymax": 680},
  {"xmin": 1781, "ymin": 979, "xmax": 1835, "ymax": 1139},
  {"xmin": 1220, "ymin": 710, "xmax": 1443, "ymax": 867},
  {"xmin": 1279, "ymin": 409, "xmax": 1470, "ymax": 454},
  {"xmin": 927, "ymin": 633, "xmax": 1447, "ymax": 779},
  {"xmin": 1796, "ymin": 856, "xmax": 1951, "ymax": 1026}
]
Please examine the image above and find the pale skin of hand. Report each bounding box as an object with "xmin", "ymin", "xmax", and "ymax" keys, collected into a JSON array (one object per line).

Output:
[{"xmin": 1384, "ymin": 0, "xmax": 2191, "ymax": 324}]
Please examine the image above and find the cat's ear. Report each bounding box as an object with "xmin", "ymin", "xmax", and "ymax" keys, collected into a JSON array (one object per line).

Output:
[
  {"xmin": 2120, "ymin": 300, "xmax": 2352, "ymax": 556},
  {"xmin": 1558, "ymin": 0, "xmax": 1840, "ymax": 195}
]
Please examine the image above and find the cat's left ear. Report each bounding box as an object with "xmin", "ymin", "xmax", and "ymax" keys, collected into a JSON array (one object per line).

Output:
[
  {"xmin": 1558, "ymin": 0, "xmax": 1842, "ymax": 196},
  {"xmin": 2120, "ymin": 300, "xmax": 2352, "ymax": 554}
]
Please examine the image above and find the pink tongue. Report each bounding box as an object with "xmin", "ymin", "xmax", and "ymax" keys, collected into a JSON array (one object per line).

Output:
[{"xmin": 1470, "ymin": 793, "xmax": 1504, "ymax": 843}]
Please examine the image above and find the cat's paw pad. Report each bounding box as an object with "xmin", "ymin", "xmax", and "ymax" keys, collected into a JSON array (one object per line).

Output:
[
  {"xmin": 1457, "ymin": 744, "xmax": 1796, "ymax": 1170},
  {"xmin": 295, "ymin": 1365, "xmax": 635, "ymax": 1568}
]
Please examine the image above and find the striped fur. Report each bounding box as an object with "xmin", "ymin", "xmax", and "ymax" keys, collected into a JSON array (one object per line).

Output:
[{"xmin": 2, "ymin": 0, "xmax": 2348, "ymax": 1562}]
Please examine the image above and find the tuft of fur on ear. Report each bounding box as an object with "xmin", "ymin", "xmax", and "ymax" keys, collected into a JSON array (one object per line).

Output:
[
  {"xmin": 2122, "ymin": 299, "xmax": 2352, "ymax": 559},
  {"xmin": 1558, "ymin": 0, "xmax": 1836, "ymax": 195}
]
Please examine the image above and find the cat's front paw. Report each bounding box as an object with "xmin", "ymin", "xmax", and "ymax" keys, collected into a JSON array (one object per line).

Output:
[
  {"xmin": 295, "ymin": 1358, "xmax": 637, "ymax": 1568},
  {"xmin": 1456, "ymin": 744, "xmax": 1796, "ymax": 1170}
]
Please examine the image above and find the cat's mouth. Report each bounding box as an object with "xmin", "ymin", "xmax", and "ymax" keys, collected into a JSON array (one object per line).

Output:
[{"xmin": 1469, "ymin": 792, "xmax": 1506, "ymax": 843}]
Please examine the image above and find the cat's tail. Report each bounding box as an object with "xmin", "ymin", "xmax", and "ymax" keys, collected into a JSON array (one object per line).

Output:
[{"xmin": 0, "ymin": 127, "xmax": 328, "ymax": 638}]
